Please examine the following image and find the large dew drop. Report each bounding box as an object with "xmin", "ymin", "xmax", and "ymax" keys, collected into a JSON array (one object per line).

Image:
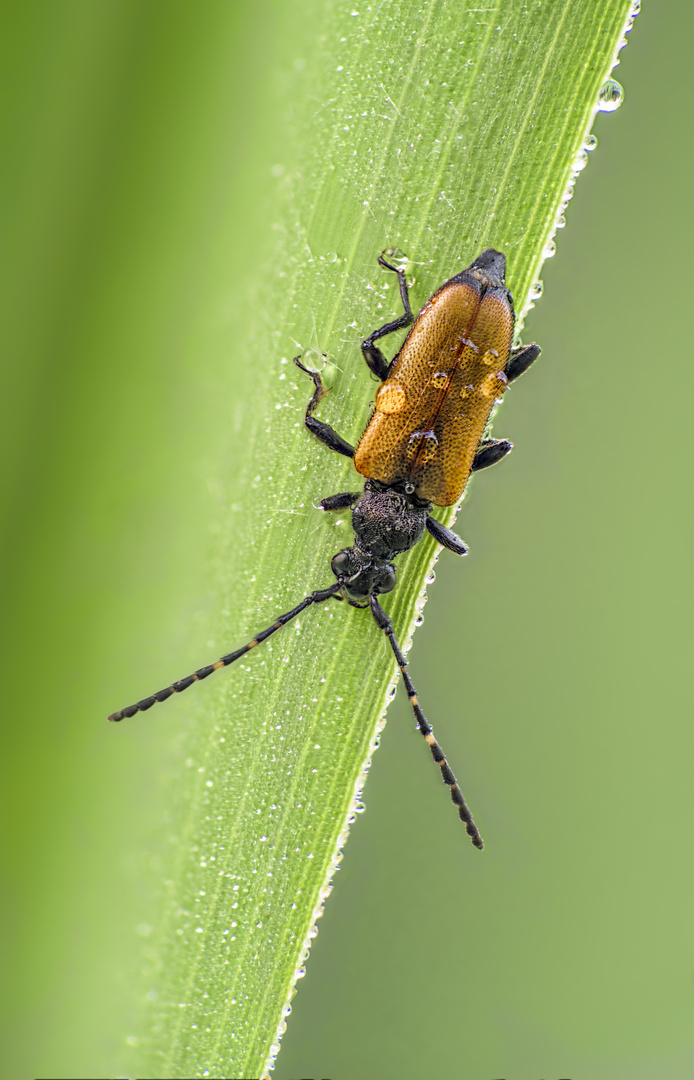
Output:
[{"xmin": 597, "ymin": 79, "xmax": 624, "ymax": 113}]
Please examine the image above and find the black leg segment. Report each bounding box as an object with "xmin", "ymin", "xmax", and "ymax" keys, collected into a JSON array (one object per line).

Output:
[
  {"xmin": 426, "ymin": 516, "xmax": 468, "ymax": 556},
  {"xmin": 506, "ymin": 342, "xmax": 541, "ymax": 383},
  {"xmin": 472, "ymin": 439, "xmax": 513, "ymax": 472},
  {"xmin": 295, "ymin": 358, "xmax": 355, "ymax": 459},
  {"xmin": 361, "ymin": 253, "xmax": 415, "ymax": 380},
  {"xmin": 320, "ymin": 492, "xmax": 361, "ymax": 512},
  {"xmin": 369, "ymin": 595, "xmax": 483, "ymax": 850}
]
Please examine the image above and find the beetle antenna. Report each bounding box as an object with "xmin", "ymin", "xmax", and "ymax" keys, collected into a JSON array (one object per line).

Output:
[
  {"xmin": 369, "ymin": 594, "xmax": 483, "ymax": 850},
  {"xmin": 108, "ymin": 583, "xmax": 341, "ymax": 722}
]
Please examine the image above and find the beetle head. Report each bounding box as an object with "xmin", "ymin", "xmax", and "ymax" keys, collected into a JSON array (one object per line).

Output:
[{"xmin": 331, "ymin": 547, "xmax": 397, "ymax": 599}]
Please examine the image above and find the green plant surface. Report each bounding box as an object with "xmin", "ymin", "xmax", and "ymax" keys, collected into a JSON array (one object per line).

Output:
[
  {"xmin": 2, "ymin": 1, "xmax": 667, "ymax": 1078},
  {"xmin": 130, "ymin": 3, "xmax": 637, "ymax": 1076}
]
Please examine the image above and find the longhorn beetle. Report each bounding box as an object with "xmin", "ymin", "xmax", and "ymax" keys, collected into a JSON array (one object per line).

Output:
[{"xmin": 109, "ymin": 248, "xmax": 540, "ymax": 850}]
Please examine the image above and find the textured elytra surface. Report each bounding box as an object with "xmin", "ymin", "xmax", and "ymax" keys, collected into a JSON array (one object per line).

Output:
[{"xmin": 354, "ymin": 277, "xmax": 514, "ymax": 505}]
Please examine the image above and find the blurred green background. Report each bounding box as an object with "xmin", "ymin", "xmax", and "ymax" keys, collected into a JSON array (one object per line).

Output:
[{"xmin": 2, "ymin": 2, "xmax": 692, "ymax": 1079}]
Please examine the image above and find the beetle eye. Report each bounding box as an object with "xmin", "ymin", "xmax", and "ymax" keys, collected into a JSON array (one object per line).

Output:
[
  {"xmin": 377, "ymin": 567, "xmax": 397, "ymax": 593},
  {"xmin": 331, "ymin": 550, "xmax": 351, "ymax": 578}
]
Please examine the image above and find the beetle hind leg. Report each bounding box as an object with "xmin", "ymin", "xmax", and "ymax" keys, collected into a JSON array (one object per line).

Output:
[
  {"xmin": 506, "ymin": 342, "xmax": 541, "ymax": 382},
  {"xmin": 294, "ymin": 357, "xmax": 355, "ymax": 459},
  {"xmin": 472, "ymin": 439, "xmax": 513, "ymax": 472}
]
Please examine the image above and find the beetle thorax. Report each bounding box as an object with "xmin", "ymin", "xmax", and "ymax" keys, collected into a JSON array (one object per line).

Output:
[{"xmin": 352, "ymin": 480, "xmax": 428, "ymax": 559}]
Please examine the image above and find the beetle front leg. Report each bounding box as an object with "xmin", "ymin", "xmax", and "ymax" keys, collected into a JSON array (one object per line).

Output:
[
  {"xmin": 294, "ymin": 358, "xmax": 355, "ymax": 459},
  {"xmin": 320, "ymin": 492, "xmax": 360, "ymax": 512},
  {"xmin": 361, "ymin": 253, "xmax": 415, "ymax": 380},
  {"xmin": 426, "ymin": 516, "xmax": 468, "ymax": 556}
]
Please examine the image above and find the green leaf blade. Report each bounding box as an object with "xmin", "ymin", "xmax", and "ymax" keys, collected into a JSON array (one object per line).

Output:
[{"xmin": 128, "ymin": 3, "xmax": 639, "ymax": 1076}]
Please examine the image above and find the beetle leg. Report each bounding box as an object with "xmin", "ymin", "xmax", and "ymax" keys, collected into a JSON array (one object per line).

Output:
[
  {"xmin": 426, "ymin": 516, "xmax": 468, "ymax": 556},
  {"xmin": 361, "ymin": 342, "xmax": 391, "ymax": 381},
  {"xmin": 320, "ymin": 492, "xmax": 361, "ymax": 512},
  {"xmin": 361, "ymin": 254, "xmax": 415, "ymax": 380},
  {"xmin": 506, "ymin": 342, "xmax": 541, "ymax": 382},
  {"xmin": 294, "ymin": 358, "xmax": 355, "ymax": 459},
  {"xmin": 471, "ymin": 438, "xmax": 513, "ymax": 472},
  {"xmin": 369, "ymin": 594, "xmax": 483, "ymax": 850}
]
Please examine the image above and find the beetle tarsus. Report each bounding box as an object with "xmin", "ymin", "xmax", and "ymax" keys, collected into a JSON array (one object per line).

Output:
[
  {"xmin": 361, "ymin": 253, "xmax": 415, "ymax": 379},
  {"xmin": 378, "ymin": 252, "xmax": 414, "ymax": 323},
  {"xmin": 294, "ymin": 357, "xmax": 356, "ymax": 458}
]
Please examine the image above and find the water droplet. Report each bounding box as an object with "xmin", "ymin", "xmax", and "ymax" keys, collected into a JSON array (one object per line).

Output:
[
  {"xmin": 325, "ymin": 251, "xmax": 339, "ymax": 263},
  {"xmin": 414, "ymin": 614, "xmax": 424, "ymax": 627},
  {"xmin": 407, "ymin": 429, "xmax": 438, "ymax": 462},
  {"xmin": 597, "ymin": 78, "xmax": 623, "ymax": 112},
  {"xmin": 583, "ymin": 133, "xmax": 598, "ymax": 151},
  {"xmin": 431, "ymin": 371, "xmax": 449, "ymax": 388},
  {"xmin": 354, "ymin": 799, "xmax": 366, "ymax": 814},
  {"xmin": 425, "ymin": 570, "xmax": 436, "ymax": 585},
  {"xmin": 543, "ymin": 239, "xmax": 556, "ymax": 259},
  {"xmin": 529, "ymin": 280, "xmax": 543, "ymax": 301},
  {"xmin": 556, "ymin": 214, "xmax": 566, "ymax": 229},
  {"xmin": 573, "ymin": 149, "xmax": 588, "ymax": 172},
  {"xmin": 459, "ymin": 335, "xmax": 479, "ymax": 354},
  {"xmin": 382, "ymin": 246, "xmax": 409, "ymax": 272}
]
